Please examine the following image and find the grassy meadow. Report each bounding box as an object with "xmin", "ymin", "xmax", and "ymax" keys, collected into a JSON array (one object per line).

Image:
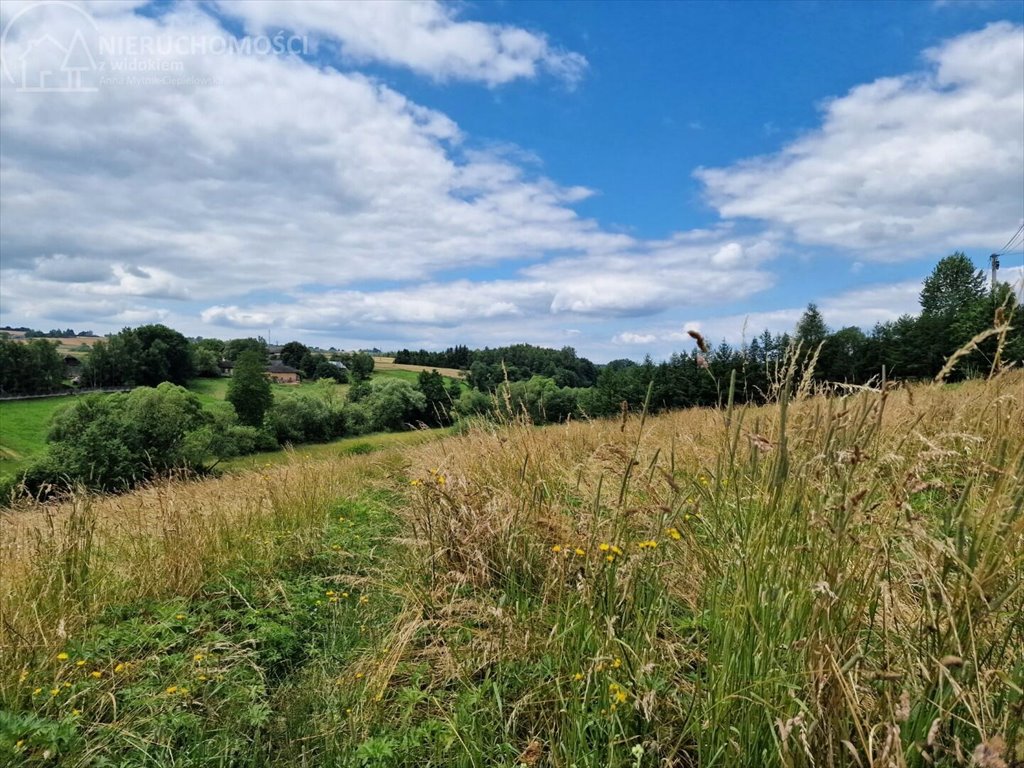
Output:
[
  {"xmin": 0, "ymin": 369, "xmax": 452, "ymax": 480},
  {"xmin": 1, "ymin": 371, "xmax": 1021, "ymax": 767}
]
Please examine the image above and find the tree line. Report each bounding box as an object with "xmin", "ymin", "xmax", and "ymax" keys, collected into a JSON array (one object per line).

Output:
[{"xmin": 2, "ymin": 253, "xmax": 1020, "ymax": 501}]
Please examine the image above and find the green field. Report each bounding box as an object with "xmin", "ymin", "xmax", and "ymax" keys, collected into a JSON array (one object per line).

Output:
[
  {"xmin": 0, "ymin": 396, "xmax": 78, "ymax": 478},
  {"xmin": 0, "ymin": 372, "xmax": 450, "ymax": 480}
]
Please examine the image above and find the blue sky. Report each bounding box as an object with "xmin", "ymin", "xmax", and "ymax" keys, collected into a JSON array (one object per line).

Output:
[{"xmin": 1, "ymin": 0, "xmax": 1022, "ymax": 359}]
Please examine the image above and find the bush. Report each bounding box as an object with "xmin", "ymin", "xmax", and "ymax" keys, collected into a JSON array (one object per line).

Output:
[
  {"xmin": 268, "ymin": 393, "xmax": 344, "ymax": 445},
  {"xmin": 359, "ymin": 378, "xmax": 426, "ymax": 432},
  {"xmin": 20, "ymin": 384, "xmax": 211, "ymax": 496}
]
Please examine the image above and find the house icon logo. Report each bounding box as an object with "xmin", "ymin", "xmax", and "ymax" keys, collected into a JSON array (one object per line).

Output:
[{"xmin": 2, "ymin": 1, "xmax": 100, "ymax": 93}]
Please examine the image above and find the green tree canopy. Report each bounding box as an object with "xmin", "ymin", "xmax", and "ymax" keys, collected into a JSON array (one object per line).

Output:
[
  {"xmin": 280, "ymin": 341, "xmax": 310, "ymax": 369},
  {"xmin": 227, "ymin": 351, "xmax": 273, "ymax": 427},
  {"xmin": 920, "ymin": 252, "xmax": 986, "ymax": 318}
]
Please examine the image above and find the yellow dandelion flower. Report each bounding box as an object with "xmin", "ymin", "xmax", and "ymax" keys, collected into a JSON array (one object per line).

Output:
[
  {"xmin": 71, "ymin": 709, "xmax": 81, "ymax": 716},
  {"xmin": 551, "ymin": 544, "xmax": 562, "ymax": 553},
  {"xmin": 165, "ymin": 686, "xmax": 178, "ymax": 694},
  {"xmin": 33, "ymin": 687, "xmax": 42, "ymax": 696},
  {"xmin": 63, "ymin": 682, "xmax": 71, "ymax": 688},
  {"xmin": 436, "ymin": 475, "xmax": 446, "ymax": 485},
  {"xmin": 409, "ymin": 479, "xmax": 421, "ymax": 486},
  {"xmin": 573, "ymin": 673, "xmax": 584, "ymax": 681},
  {"xmin": 359, "ymin": 595, "xmax": 369, "ymax": 605},
  {"xmin": 667, "ymin": 528, "xmax": 682, "ymax": 540},
  {"xmin": 611, "ymin": 545, "xmax": 623, "ymax": 555},
  {"xmin": 574, "ymin": 547, "xmax": 586, "ymax": 556},
  {"xmin": 50, "ymin": 687, "xmax": 60, "ymax": 696},
  {"xmin": 328, "ymin": 597, "xmax": 339, "ymax": 604},
  {"xmin": 175, "ymin": 613, "xmax": 186, "ymax": 620},
  {"xmin": 15, "ymin": 740, "xmax": 24, "ymax": 749},
  {"xmin": 612, "ymin": 657, "xmax": 622, "ymax": 669},
  {"xmin": 193, "ymin": 654, "xmax": 204, "ymax": 663},
  {"xmin": 614, "ymin": 690, "xmax": 628, "ymax": 704},
  {"xmin": 56, "ymin": 652, "xmax": 69, "ymax": 661},
  {"xmin": 198, "ymin": 674, "xmax": 208, "ymax": 681},
  {"xmin": 75, "ymin": 660, "xmax": 86, "ymax": 667},
  {"xmin": 19, "ymin": 670, "xmax": 28, "ymax": 682},
  {"xmin": 342, "ymin": 592, "xmax": 349, "ymax": 598},
  {"xmin": 326, "ymin": 590, "xmax": 336, "ymax": 597},
  {"xmin": 90, "ymin": 671, "xmax": 102, "ymax": 679},
  {"xmin": 114, "ymin": 663, "xmax": 125, "ymax": 673},
  {"xmin": 355, "ymin": 672, "xmax": 364, "ymax": 679},
  {"xmin": 179, "ymin": 687, "xmax": 188, "ymax": 695},
  {"xmin": 599, "ymin": 543, "xmax": 610, "ymax": 552},
  {"xmin": 606, "ymin": 554, "xmax": 615, "ymax": 563}
]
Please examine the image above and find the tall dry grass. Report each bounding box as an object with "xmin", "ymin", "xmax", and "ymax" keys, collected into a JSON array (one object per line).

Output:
[{"xmin": 389, "ymin": 371, "xmax": 1023, "ymax": 766}]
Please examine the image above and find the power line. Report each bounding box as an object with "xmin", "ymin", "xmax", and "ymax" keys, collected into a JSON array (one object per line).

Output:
[{"xmin": 997, "ymin": 222, "xmax": 1024, "ymax": 254}]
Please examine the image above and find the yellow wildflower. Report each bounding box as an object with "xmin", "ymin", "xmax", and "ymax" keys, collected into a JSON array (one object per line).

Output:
[
  {"xmin": 19, "ymin": 670, "xmax": 28, "ymax": 682},
  {"xmin": 175, "ymin": 613, "xmax": 186, "ymax": 620},
  {"xmin": 599, "ymin": 543, "xmax": 610, "ymax": 552},
  {"xmin": 614, "ymin": 689, "xmax": 628, "ymax": 704},
  {"xmin": 56, "ymin": 652, "xmax": 69, "ymax": 661},
  {"xmin": 71, "ymin": 709, "xmax": 81, "ymax": 716},
  {"xmin": 165, "ymin": 686, "xmax": 178, "ymax": 694},
  {"xmin": 612, "ymin": 657, "xmax": 622, "ymax": 669},
  {"xmin": 114, "ymin": 663, "xmax": 125, "ymax": 673},
  {"xmin": 359, "ymin": 595, "xmax": 369, "ymax": 605},
  {"xmin": 611, "ymin": 545, "xmax": 623, "ymax": 555},
  {"xmin": 50, "ymin": 688, "xmax": 60, "ymax": 696},
  {"xmin": 667, "ymin": 527, "xmax": 682, "ymax": 540},
  {"xmin": 551, "ymin": 544, "xmax": 562, "ymax": 553},
  {"xmin": 15, "ymin": 740, "xmax": 24, "ymax": 749},
  {"xmin": 410, "ymin": 479, "xmax": 421, "ymax": 486},
  {"xmin": 193, "ymin": 654, "xmax": 204, "ymax": 663},
  {"xmin": 606, "ymin": 555, "xmax": 615, "ymax": 563},
  {"xmin": 326, "ymin": 590, "xmax": 336, "ymax": 597},
  {"xmin": 574, "ymin": 547, "xmax": 586, "ymax": 556},
  {"xmin": 33, "ymin": 687, "xmax": 42, "ymax": 696},
  {"xmin": 573, "ymin": 673, "xmax": 584, "ymax": 681},
  {"xmin": 329, "ymin": 597, "xmax": 339, "ymax": 604},
  {"xmin": 436, "ymin": 475, "xmax": 446, "ymax": 485},
  {"xmin": 90, "ymin": 671, "xmax": 102, "ymax": 679},
  {"xmin": 76, "ymin": 660, "xmax": 86, "ymax": 667}
]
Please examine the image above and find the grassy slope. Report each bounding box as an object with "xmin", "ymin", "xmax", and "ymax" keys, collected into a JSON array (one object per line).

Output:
[{"xmin": 2, "ymin": 373, "xmax": 1021, "ymax": 767}]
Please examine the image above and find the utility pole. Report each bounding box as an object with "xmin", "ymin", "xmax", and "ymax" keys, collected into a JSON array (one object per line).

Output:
[{"xmin": 990, "ymin": 253, "xmax": 1000, "ymax": 295}]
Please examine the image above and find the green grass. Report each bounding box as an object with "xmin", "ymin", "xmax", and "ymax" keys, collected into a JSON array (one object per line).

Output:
[
  {"xmin": 0, "ymin": 396, "xmax": 76, "ymax": 478},
  {"xmin": 3, "ymin": 489, "xmax": 406, "ymax": 767}
]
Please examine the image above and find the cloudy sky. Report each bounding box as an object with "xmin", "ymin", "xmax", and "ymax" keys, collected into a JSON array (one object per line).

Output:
[{"xmin": 1, "ymin": 0, "xmax": 1022, "ymax": 360}]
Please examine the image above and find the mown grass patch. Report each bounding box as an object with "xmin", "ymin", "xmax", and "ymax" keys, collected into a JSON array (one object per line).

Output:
[{"xmin": 3, "ymin": 489, "xmax": 405, "ymax": 767}]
